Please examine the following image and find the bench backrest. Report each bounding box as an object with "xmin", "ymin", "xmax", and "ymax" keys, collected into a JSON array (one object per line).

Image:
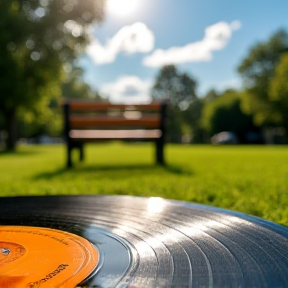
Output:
[{"xmin": 63, "ymin": 101, "xmax": 167, "ymax": 140}]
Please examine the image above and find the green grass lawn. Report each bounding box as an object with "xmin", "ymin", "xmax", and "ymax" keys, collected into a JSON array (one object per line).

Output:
[{"xmin": 1, "ymin": 143, "xmax": 288, "ymax": 225}]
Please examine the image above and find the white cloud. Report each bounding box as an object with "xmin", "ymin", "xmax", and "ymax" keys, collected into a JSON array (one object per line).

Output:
[
  {"xmin": 230, "ymin": 20, "xmax": 241, "ymax": 31},
  {"xmin": 87, "ymin": 22, "xmax": 155, "ymax": 64},
  {"xmin": 143, "ymin": 21, "xmax": 241, "ymax": 67},
  {"xmin": 99, "ymin": 76, "xmax": 152, "ymax": 104}
]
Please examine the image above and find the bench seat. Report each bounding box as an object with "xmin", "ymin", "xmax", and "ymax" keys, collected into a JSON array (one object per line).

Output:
[
  {"xmin": 63, "ymin": 101, "xmax": 167, "ymax": 167},
  {"xmin": 69, "ymin": 129, "xmax": 162, "ymax": 140}
]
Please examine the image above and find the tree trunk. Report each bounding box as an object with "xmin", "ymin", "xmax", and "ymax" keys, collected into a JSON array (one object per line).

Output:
[{"xmin": 5, "ymin": 109, "xmax": 17, "ymax": 150}]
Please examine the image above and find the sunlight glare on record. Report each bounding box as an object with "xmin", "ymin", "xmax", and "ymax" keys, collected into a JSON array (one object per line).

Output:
[{"xmin": 107, "ymin": 0, "xmax": 138, "ymax": 16}]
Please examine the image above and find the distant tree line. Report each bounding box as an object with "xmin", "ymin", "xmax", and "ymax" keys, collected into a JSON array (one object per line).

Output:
[
  {"xmin": 0, "ymin": 0, "xmax": 287, "ymax": 150},
  {"xmin": 151, "ymin": 29, "xmax": 288, "ymax": 144}
]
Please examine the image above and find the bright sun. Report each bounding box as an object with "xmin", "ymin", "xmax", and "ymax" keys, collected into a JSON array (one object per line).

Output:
[{"xmin": 107, "ymin": 0, "xmax": 138, "ymax": 16}]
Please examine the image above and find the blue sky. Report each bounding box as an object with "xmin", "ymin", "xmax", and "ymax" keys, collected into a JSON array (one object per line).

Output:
[{"xmin": 79, "ymin": 0, "xmax": 288, "ymax": 103}]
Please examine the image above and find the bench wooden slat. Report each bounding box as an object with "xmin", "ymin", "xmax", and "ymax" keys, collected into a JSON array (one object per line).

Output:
[
  {"xmin": 69, "ymin": 115, "xmax": 161, "ymax": 128},
  {"xmin": 69, "ymin": 129, "xmax": 162, "ymax": 139},
  {"xmin": 68, "ymin": 102, "xmax": 162, "ymax": 111},
  {"xmin": 63, "ymin": 101, "xmax": 167, "ymax": 167}
]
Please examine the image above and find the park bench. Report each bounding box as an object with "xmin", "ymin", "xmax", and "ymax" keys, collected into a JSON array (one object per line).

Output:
[{"xmin": 63, "ymin": 101, "xmax": 168, "ymax": 168}]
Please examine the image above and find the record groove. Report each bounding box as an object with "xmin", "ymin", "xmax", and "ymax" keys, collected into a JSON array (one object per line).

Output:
[{"xmin": 1, "ymin": 195, "xmax": 288, "ymax": 287}]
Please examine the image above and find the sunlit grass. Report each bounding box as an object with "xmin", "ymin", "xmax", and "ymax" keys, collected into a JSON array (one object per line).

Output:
[{"xmin": 1, "ymin": 143, "xmax": 288, "ymax": 225}]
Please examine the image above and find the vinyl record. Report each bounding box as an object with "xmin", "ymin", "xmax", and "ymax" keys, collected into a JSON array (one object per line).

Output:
[{"xmin": 1, "ymin": 195, "xmax": 288, "ymax": 288}]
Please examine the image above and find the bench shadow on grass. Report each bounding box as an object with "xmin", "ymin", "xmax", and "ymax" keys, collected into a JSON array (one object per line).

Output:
[
  {"xmin": 0, "ymin": 149, "xmax": 42, "ymax": 156},
  {"xmin": 33, "ymin": 163, "xmax": 193, "ymax": 181}
]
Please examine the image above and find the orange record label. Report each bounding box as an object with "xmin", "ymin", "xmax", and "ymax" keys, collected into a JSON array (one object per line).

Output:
[{"xmin": 0, "ymin": 226, "xmax": 99, "ymax": 288}]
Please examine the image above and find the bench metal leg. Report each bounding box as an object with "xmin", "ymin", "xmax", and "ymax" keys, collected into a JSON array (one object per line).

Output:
[
  {"xmin": 67, "ymin": 143, "xmax": 73, "ymax": 168},
  {"xmin": 66, "ymin": 142, "xmax": 84, "ymax": 168},
  {"xmin": 156, "ymin": 140, "xmax": 165, "ymax": 165},
  {"xmin": 79, "ymin": 143, "xmax": 84, "ymax": 162}
]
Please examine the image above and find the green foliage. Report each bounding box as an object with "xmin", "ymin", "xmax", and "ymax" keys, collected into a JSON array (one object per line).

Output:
[
  {"xmin": 1, "ymin": 143, "xmax": 288, "ymax": 225},
  {"xmin": 16, "ymin": 64, "xmax": 104, "ymax": 139},
  {"xmin": 152, "ymin": 65, "xmax": 197, "ymax": 106},
  {"xmin": 269, "ymin": 53, "xmax": 288, "ymax": 131},
  {"xmin": 165, "ymin": 105, "xmax": 183, "ymax": 143},
  {"xmin": 202, "ymin": 90, "xmax": 256, "ymax": 141},
  {"xmin": 0, "ymin": 0, "xmax": 105, "ymax": 149},
  {"xmin": 182, "ymin": 98, "xmax": 206, "ymax": 143},
  {"xmin": 62, "ymin": 65, "xmax": 102, "ymax": 100},
  {"xmin": 203, "ymin": 89, "xmax": 219, "ymax": 103},
  {"xmin": 238, "ymin": 29, "xmax": 288, "ymax": 127},
  {"xmin": 152, "ymin": 65, "xmax": 198, "ymax": 142},
  {"xmin": 17, "ymin": 104, "xmax": 62, "ymax": 138}
]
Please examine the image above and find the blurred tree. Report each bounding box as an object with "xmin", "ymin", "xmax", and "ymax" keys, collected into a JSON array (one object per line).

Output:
[
  {"xmin": 152, "ymin": 65, "xmax": 197, "ymax": 106},
  {"xmin": 202, "ymin": 89, "xmax": 257, "ymax": 143},
  {"xmin": 15, "ymin": 65, "xmax": 103, "ymax": 140},
  {"xmin": 269, "ymin": 53, "xmax": 288, "ymax": 133},
  {"xmin": 17, "ymin": 99, "xmax": 62, "ymax": 140},
  {"xmin": 151, "ymin": 65, "xmax": 198, "ymax": 142},
  {"xmin": 61, "ymin": 64, "xmax": 102, "ymax": 100},
  {"xmin": 203, "ymin": 89, "xmax": 219, "ymax": 103},
  {"xmin": 182, "ymin": 98, "xmax": 206, "ymax": 143},
  {"xmin": 0, "ymin": 0, "xmax": 105, "ymax": 150},
  {"xmin": 238, "ymin": 29, "xmax": 288, "ymax": 128}
]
